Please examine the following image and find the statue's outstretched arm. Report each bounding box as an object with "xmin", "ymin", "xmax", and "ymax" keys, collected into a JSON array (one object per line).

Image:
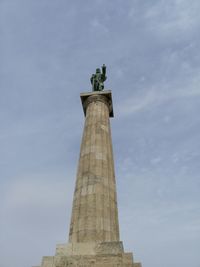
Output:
[
  {"xmin": 101, "ymin": 64, "xmax": 107, "ymax": 82},
  {"xmin": 102, "ymin": 64, "xmax": 106, "ymax": 76}
]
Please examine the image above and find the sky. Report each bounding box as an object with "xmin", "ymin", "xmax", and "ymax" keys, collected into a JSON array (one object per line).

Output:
[{"xmin": 0, "ymin": 0, "xmax": 200, "ymax": 267}]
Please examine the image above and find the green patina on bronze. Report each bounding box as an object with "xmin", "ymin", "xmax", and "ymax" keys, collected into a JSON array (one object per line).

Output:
[{"xmin": 90, "ymin": 64, "xmax": 107, "ymax": 91}]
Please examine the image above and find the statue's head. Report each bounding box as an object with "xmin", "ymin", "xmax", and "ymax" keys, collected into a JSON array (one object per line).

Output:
[{"xmin": 96, "ymin": 68, "xmax": 101, "ymax": 73}]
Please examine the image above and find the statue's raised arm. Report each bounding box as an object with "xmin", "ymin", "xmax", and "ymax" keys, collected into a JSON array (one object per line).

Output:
[
  {"xmin": 90, "ymin": 64, "xmax": 107, "ymax": 91},
  {"xmin": 102, "ymin": 64, "xmax": 106, "ymax": 79}
]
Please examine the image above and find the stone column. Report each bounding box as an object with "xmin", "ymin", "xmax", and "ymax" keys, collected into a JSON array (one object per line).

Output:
[
  {"xmin": 69, "ymin": 90, "xmax": 120, "ymax": 243},
  {"xmin": 35, "ymin": 90, "xmax": 142, "ymax": 267}
]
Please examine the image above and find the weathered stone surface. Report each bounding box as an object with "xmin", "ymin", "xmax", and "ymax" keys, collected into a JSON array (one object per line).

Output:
[
  {"xmin": 37, "ymin": 241, "xmax": 138, "ymax": 267},
  {"xmin": 69, "ymin": 91, "xmax": 119, "ymax": 243},
  {"xmin": 133, "ymin": 263, "xmax": 142, "ymax": 267},
  {"xmin": 34, "ymin": 91, "xmax": 142, "ymax": 267}
]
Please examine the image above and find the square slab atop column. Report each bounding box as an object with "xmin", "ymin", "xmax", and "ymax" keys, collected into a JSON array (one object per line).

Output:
[{"xmin": 80, "ymin": 90, "xmax": 114, "ymax": 117}]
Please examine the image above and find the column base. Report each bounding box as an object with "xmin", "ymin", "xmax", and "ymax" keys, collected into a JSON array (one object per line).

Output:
[{"xmin": 35, "ymin": 242, "xmax": 142, "ymax": 267}]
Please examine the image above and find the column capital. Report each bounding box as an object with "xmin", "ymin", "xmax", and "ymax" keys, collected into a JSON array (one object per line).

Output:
[{"xmin": 80, "ymin": 90, "xmax": 114, "ymax": 117}]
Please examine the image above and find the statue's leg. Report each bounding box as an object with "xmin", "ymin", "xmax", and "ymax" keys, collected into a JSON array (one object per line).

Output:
[
  {"xmin": 99, "ymin": 84, "xmax": 104, "ymax": 91},
  {"xmin": 94, "ymin": 82, "xmax": 97, "ymax": 91}
]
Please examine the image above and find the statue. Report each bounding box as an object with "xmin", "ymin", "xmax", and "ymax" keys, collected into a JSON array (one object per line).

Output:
[{"xmin": 90, "ymin": 64, "xmax": 107, "ymax": 91}]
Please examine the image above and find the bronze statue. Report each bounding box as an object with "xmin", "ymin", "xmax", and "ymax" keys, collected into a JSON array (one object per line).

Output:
[{"xmin": 90, "ymin": 64, "xmax": 107, "ymax": 91}]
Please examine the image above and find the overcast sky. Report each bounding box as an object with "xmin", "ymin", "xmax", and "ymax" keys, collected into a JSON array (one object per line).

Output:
[{"xmin": 1, "ymin": 1, "xmax": 200, "ymax": 267}]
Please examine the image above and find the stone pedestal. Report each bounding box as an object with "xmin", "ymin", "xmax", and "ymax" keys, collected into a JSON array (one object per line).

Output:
[
  {"xmin": 35, "ymin": 91, "xmax": 142, "ymax": 267},
  {"xmin": 39, "ymin": 241, "xmax": 141, "ymax": 267}
]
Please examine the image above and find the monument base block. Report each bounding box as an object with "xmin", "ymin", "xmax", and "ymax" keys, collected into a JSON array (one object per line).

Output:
[{"xmin": 36, "ymin": 242, "xmax": 142, "ymax": 267}]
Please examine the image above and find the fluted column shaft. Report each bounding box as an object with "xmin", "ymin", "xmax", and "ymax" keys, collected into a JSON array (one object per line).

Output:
[{"xmin": 69, "ymin": 92, "xmax": 119, "ymax": 243}]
